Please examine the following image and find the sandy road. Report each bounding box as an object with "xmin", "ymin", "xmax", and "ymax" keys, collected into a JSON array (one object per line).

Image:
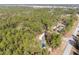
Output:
[{"xmin": 63, "ymin": 14, "xmax": 79, "ymax": 55}]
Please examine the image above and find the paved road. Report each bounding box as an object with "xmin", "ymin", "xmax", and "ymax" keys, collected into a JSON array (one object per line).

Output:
[{"xmin": 63, "ymin": 14, "xmax": 79, "ymax": 55}]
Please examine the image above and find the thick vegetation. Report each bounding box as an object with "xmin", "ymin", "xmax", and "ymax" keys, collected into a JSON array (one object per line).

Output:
[{"xmin": 0, "ymin": 7, "xmax": 77, "ymax": 55}]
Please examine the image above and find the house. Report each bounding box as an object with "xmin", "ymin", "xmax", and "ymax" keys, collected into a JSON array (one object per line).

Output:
[{"xmin": 53, "ymin": 22, "xmax": 65, "ymax": 33}]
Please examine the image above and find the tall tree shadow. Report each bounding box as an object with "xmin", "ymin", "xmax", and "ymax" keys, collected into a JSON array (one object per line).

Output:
[
  {"xmin": 69, "ymin": 40, "xmax": 75, "ymax": 47},
  {"xmin": 69, "ymin": 40, "xmax": 79, "ymax": 50}
]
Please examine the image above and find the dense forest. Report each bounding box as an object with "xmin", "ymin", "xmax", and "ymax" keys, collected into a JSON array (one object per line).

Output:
[{"xmin": 0, "ymin": 6, "xmax": 78, "ymax": 55}]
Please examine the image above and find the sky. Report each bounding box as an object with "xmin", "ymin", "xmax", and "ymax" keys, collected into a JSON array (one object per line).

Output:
[{"xmin": 0, "ymin": 0, "xmax": 79, "ymax": 4}]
